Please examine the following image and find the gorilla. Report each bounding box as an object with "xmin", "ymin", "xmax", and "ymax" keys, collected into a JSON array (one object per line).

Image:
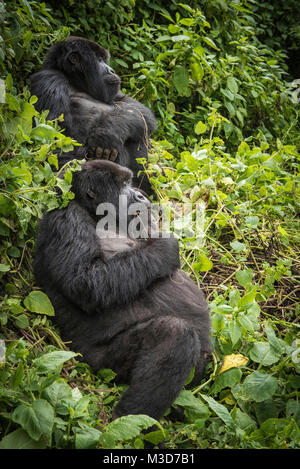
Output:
[
  {"xmin": 34, "ymin": 160, "xmax": 212, "ymax": 420},
  {"xmin": 30, "ymin": 36, "xmax": 157, "ymax": 196}
]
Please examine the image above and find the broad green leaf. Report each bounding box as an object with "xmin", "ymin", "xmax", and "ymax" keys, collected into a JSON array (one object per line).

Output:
[
  {"xmin": 193, "ymin": 253, "xmax": 213, "ymax": 272},
  {"xmin": 12, "ymin": 399, "xmax": 54, "ymax": 441},
  {"xmin": 24, "ymin": 291, "xmax": 54, "ymax": 316},
  {"xmin": 238, "ymin": 288, "xmax": 257, "ymax": 308},
  {"xmin": 212, "ymin": 368, "xmax": 242, "ymax": 394},
  {"xmin": 230, "ymin": 240, "xmax": 246, "ymax": 252},
  {"xmin": 245, "ymin": 216, "xmax": 259, "ymax": 227},
  {"xmin": 173, "ymin": 66, "xmax": 189, "ymax": 95},
  {"xmin": 75, "ymin": 427, "xmax": 102, "ymax": 449},
  {"xmin": 33, "ymin": 351, "xmax": 78, "ymax": 374},
  {"xmin": 175, "ymin": 390, "xmax": 207, "ymax": 412},
  {"xmin": 0, "ymin": 429, "xmax": 46, "ymax": 449},
  {"xmin": 249, "ymin": 342, "xmax": 281, "ymax": 365},
  {"xmin": 42, "ymin": 380, "xmax": 73, "ymax": 415},
  {"xmin": 194, "ymin": 121, "xmax": 207, "ymax": 135},
  {"xmin": 236, "ymin": 269, "xmax": 253, "ymax": 288},
  {"xmin": 242, "ymin": 372, "xmax": 278, "ymax": 402},
  {"xmin": 103, "ymin": 414, "xmax": 159, "ymax": 441},
  {"xmin": 227, "ymin": 76, "xmax": 239, "ymax": 95}
]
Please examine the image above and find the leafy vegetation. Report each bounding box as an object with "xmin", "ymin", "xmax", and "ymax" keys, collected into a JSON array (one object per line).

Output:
[{"xmin": 0, "ymin": 0, "xmax": 299, "ymax": 449}]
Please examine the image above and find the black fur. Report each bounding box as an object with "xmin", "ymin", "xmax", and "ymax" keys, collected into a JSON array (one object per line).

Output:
[
  {"xmin": 30, "ymin": 36, "xmax": 157, "ymax": 196},
  {"xmin": 34, "ymin": 160, "xmax": 212, "ymax": 420}
]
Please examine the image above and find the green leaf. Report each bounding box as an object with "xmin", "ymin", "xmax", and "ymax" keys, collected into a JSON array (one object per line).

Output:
[
  {"xmin": 75, "ymin": 427, "xmax": 102, "ymax": 449},
  {"xmin": 236, "ymin": 269, "xmax": 253, "ymax": 288},
  {"xmin": 103, "ymin": 414, "xmax": 159, "ymax": 441},
  {"xmin": 173, "ymin": 66, "xmax": 189, "ymax": 95},
  {"xmin": 24, "ymin": 291, "xmax": 54, "ymax": 316},
  {"xmin": 212, "ymin": 368, "xmax": 242, "ymax": 394},
  {"xmin": 227, "ymin": 76, "xmax": 239, "ymax": 95},
  {"xmin": 42, "ymin": 380, "xmax": 73, "ymax": 415},
  {"xmin": 238, "ymin": 288, "xmax": 257, "ymax": 308},
  {"xmin": 12, "ymin": 399, "xmax": 54, "ymax": 441},
  {"xmin": 194, "ymin": 121, "xmax": 207, "ymax": 135},
  {"xmin": 245, "ymin": 216, "xmax": 259, "ymax": 228},
  {"xmin": 192, "ymin": 253, "xmax": 213, "ymax": 272},
  {"xmin": 230, "ymin": 240, "xmax": 247, "ymax": 252},
  {"xmin": 242, "ymin": 372, "xmax": 278, "ymax": 402},
  {"xmin": 33, "ymin": 351, "xmax": 78, "ymax": 374},
  {"xmin": 200, "ymin": 394, "xmax": 235, "ymax": 429},
  {"xmin": 0, "ymin": 429, "xmax": 46, "ymax": 449},
  {"xmin": 175, "ymin": 390, "xmax": 208, "ymax": 412},
  {"xmin": 0, "ymin": 264, "xmax": 10, "ymax": 273},
  {"xmin": 250, "ymin": 342, "xmax": 281, "ymax": 366},
  {"xmin": 228, "ymin": 321, "xmax": 242, "ymax": 346}
]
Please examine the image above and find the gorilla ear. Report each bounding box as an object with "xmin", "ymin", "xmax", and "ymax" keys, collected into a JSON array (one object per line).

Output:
[
  {"xmin": 87, "ymin": 189, "xmax": 96, "ymax": 199},
  {"xmin": 68, "ymin": 52, "xmax": 80, "ymax": 65}
]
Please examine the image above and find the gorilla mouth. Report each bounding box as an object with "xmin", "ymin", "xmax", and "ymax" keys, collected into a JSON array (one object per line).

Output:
[{"xmin": 106, "ymin": 77, "xmax": 121, "ymax": 85}]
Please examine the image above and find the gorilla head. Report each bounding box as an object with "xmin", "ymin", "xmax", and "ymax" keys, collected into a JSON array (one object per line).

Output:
[
  {"xmin": 71, "ymin": 160, "xmax": 150, "ymax": 222},
  {"xmin": 43, "ymin": 36, "xmax": 121, "ymax": 103}
]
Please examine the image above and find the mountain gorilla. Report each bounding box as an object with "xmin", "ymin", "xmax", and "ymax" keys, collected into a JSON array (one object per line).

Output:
[
  {"xmin": 30, "ymin": 36, "xmax": 157, "ymax": 196},
  {"xmin": 34, "ymin": 160, "xmax": 212, "ymax": 420}
]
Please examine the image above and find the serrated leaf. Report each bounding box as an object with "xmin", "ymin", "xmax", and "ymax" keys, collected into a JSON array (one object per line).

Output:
[
  {"xmin": 242, "ymin": 372, "xmax": 278, "ymax": 402},
  {"xmin": 33, "ymin": 351, "xmax": 78, "ymax": 374},
  {"xmin": 212, "ymin": 368, "xmax": 242, "ymax": 394},
  {"xmin": 0, "ymin": 429, "xmax": 46, "ymax": 449},
  {"xmin": 249, "ymin": 342, "xmax": 281, "ymax": 366},
  {"xmin": 104, "ymin": 414, "xmax": 159, "ymax": 441},
  {"xmin": 75, "ymin": 427, "xmax": 102, "ymax": 449},
  {"xmin": 24, "ymin": 291, "xmax": 54, "ymax": 316},
  {"xmin": 12, "ymin": 399, "xmax": 54, "ymax": 441}
]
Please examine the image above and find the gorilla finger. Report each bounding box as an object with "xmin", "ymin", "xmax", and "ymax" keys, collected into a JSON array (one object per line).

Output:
[
  {"xmin": 96, "ymin": 147, "xmax": 103, "ymax": 159},
  {"xmin": 103, "ymin": 148, "xmax": 110, "ymax": 160},
  {"xmin": 110, "ymin": 149, "xmax": 118, "ymax": 161}
]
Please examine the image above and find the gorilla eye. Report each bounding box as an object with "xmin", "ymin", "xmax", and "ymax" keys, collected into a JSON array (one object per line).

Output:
[
  {"xmin": 87, "ymin": 189, "xmax": 96, "ymax": 199},
  {"xmin": 68, "ymin": 52, "xmax": 79, "ymax": 65}
]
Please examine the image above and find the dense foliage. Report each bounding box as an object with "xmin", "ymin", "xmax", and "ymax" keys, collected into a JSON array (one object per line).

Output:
[{"xmin": 0, "ymin": 0, "xmax": 299, "ymax": 449}]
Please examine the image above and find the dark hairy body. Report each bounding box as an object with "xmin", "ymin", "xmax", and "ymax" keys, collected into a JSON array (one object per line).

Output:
[
  {"xmin": 30, "ymin": 36, "xmax": 157, "ymax": 195},
  {"xmin": 34, "ymin": 160, "xmax": 212, "ymax": 419}
]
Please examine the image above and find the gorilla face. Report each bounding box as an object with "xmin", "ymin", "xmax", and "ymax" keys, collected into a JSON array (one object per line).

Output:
[
  {"xmin": 71, "ymin": 160, "xmax": 150, "ymax": 222},
  {"xmin": 44, "ymin": 36, "xmax": 121, "ymax": 104}
]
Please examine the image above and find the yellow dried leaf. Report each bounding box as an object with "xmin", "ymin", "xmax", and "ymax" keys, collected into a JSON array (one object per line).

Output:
[{"xmin": 218, "ymin": 353, "xmax": 248, "ymax": 375}]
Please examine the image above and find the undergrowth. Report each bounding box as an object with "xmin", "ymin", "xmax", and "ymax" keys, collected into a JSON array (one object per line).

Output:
[{"xmin": 0, "ymin": 0, "xmax": 299, "ymax": 449}]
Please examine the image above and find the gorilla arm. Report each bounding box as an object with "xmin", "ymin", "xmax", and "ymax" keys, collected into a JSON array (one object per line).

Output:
[
  {"xmin": 86, "ymin": 93, "xmax": 157, "ymax": 160},
  {"xmin": 30, "ymin": 70, "xmax": 72, "ymax": 129},
  {"xmin": 35, "ymin": 202, "xmax": 180, "ymax": 313}
]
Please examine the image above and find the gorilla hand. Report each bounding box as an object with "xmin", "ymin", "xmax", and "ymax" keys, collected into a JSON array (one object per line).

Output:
[{"xmin": 87, "ymin": 127, "xmax": 123, "ymax": 161}]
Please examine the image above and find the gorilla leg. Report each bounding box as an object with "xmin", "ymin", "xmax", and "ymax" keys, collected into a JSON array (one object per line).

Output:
[{"xmin": 113, "ymin": 317, "xmax": 201, "ymax": 420}]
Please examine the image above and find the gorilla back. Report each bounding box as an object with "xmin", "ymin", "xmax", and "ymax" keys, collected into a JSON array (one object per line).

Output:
[
  {"xmin": 34, "ymin": 160, "xmax": 212, "ymax": 420},
  {"xmin": 30, "ymin": 36, "xmax": 157, "ymax": 196}
]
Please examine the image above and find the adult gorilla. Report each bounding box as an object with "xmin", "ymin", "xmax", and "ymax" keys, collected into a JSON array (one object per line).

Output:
[
  {"xmin": 30, "ymin": 36, "xmax": 157, "ymax": 196},
  {"xmin": 34, "ymin": 160, "xmax": 212, "ymax": 420}
]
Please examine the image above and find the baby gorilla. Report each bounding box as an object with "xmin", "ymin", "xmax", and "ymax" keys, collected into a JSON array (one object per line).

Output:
[{"xmin": 34, "ymin": 160, "xmax": 212, "ymax": 420}]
